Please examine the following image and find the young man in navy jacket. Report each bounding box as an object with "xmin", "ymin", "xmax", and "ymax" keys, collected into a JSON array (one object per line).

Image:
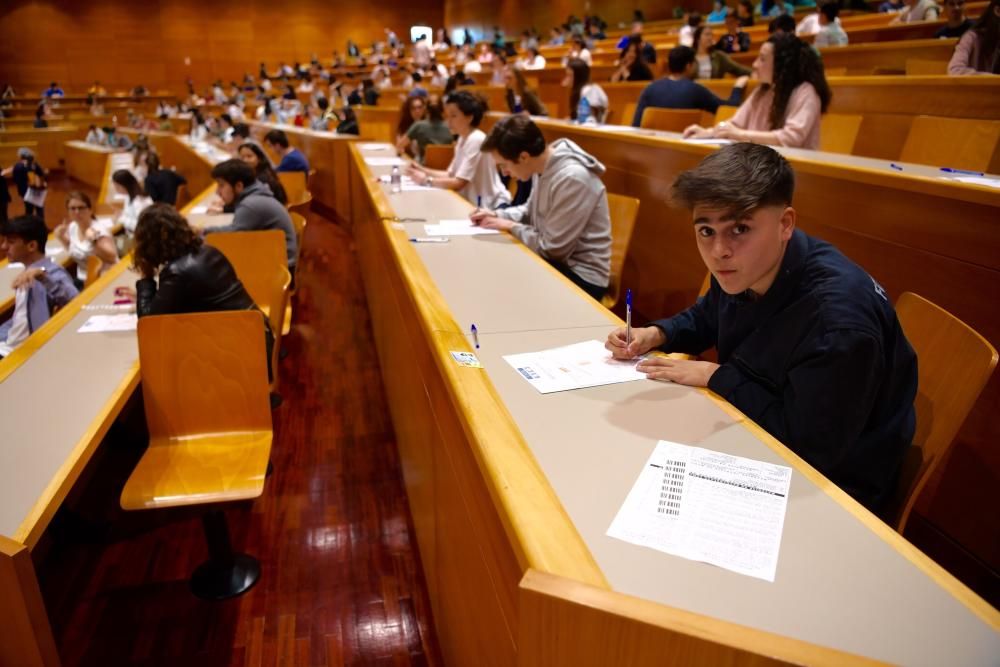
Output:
[{"xmin": 606, "ymin": 143, "xmax": 917, "ymax": 513}]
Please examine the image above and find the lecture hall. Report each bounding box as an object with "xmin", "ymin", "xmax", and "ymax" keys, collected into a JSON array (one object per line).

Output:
[{"xmin": 0, "ymin": 0, "xmax": 998, "ymax": 664}]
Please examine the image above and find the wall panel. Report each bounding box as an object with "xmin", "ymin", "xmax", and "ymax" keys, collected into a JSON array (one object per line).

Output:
[{"xmin": 0, "ymin": 0, "xmax": 444, "ymax": 94}]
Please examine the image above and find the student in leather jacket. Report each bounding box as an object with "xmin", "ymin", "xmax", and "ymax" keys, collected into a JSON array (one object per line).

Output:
[{"xmin": 130, "ymin": 203, "xmax": 274, "ymax": 378}]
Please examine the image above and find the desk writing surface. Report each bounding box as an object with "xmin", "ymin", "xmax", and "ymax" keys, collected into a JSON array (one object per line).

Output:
[
  {"xmin": 0, "ymin": 267, "xmax": 138, "ymax": 542},
  {"xmin": 358, "ymin": 145, "xmax": 613, "ymax": 334},
  {"xmin": 468, "ymin": 326, "xmax": 1000, "ymax": 666},
  {"xmin": 63, "ymin": 140, "xmax": 114, "ymax": 154}
]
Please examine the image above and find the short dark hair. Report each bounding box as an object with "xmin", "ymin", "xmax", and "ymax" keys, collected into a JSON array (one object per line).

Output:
[
  {"xmin": 220, "ymin": 113, "xmax": 233, "ymax": 125},
  {"xmin": 671, "ymin": 143, "xmax": 795, "ymax": 216},
  {"xmin": 444, "ymin": 90, "xmax": 487, "ymax": 126},
  {"xmin": 232, "ymin": 122, "xmax": 250, "ymax": 138},
  {"xmin": 264, "ymin": 129, "xmax": 289, "ymax": 148},
  {"xmin": 820, "ymin": 3, "xmax": 840, "ymax": 20},
  {"xmin": 668, "ymin": 45, "xmax": 697, "ymax": 73},
  {"xmin": 769, "ymin": 14, "xmax": 796, "ymax": 34},
  {"xmin": 211, "ymin": 159, "xmax": 257, "ymax": 187},
  {"xmin": 481, "ymin": 114, "xmax": 547, "ymax": 160},
  {"xmin": 687, "ymin": 11, "xmax": 703, "ymax": 27},
  {"xmin": 2, "ymin": 215, "xmax": 48, "ymax": 252}
]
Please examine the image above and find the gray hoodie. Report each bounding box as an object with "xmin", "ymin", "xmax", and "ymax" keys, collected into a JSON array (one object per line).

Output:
[
  {"xmin": 204, "ymin": 180, "xmax": 298, "ymax": 270},
  {"xmin": 497, "ymin": 138, "xmax": 611, "ymax": 287}
]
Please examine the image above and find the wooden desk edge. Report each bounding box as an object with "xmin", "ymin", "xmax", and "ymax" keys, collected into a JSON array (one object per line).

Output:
[{"xmin": 349, "ymin": 144, "xmax": 609, "ymax": 588}]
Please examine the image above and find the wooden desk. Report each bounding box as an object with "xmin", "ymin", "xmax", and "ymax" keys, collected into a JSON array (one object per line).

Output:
[
  {"xmin": 248, "ymin": 121, "xmax": 361, "ymax": 218},
  {"xmin": 63, "ymin": 141, "xmax": 115, "ymax": 190},
  {"xmin": 348, "ymin": 142, "xmax": 999, "ymax": 666},
  {"xmin": 733, "ymin": 37, "xmax": 958, "ymax": 74},
  {"xmin": 601, "ymin": 76, "xmax": 1000, "ymax": 166},
  {"xmin": 0, "ymin": 127, "xmax": 86, "ymax": 168},
  {"xmin": 0, "ymin": 140, "xmax": 217, "ymax": 665}
]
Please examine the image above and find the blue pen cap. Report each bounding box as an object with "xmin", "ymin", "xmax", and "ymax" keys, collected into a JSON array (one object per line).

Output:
[{"xmin": 626, "ymin": 289, "xmax": 632, "ymax": 307}]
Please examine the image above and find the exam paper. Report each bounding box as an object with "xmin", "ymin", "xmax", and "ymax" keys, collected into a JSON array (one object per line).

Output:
[
  {"xmin": 423, "ymin": 219, "xmax": 500, "ymax": 236},
  {"xmin": 607, "ymin": 440, "xmax": 792, "ymax": 582},
  {"xmin": 364, "ymin": 156, "xmax": 406, "ymax": 167},
  {"xmin": 378, "ymin": 174, "xmax": 431, "ymax": 191},
  {"xmin": 77, "ymin": 314, "xmax": 138, "ymax": 334},
  {"xmin": 946, "ymin": 175, "xmax": 1000, "ymax": 189},
  {"xmin": 502, "ymin": 339, "xmax": 646, "ymax": 394},
  {"xmin": 359, "ymin": 143, "xmax": 391, "ymax": 150}
]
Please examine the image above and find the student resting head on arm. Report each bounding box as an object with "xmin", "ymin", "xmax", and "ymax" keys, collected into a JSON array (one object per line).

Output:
[
  {"xmin": 604, "ymin": 143, "xmax": 917, "ymax": 512},
  {"xmin": 404, "ymin": 90, "xmax": 512, "ymax": 209},
  {"xmin": 127, "ymin": 204, "xmax": 274, "ymax": 379},
  {"xmin": 471, "ymin": 114, "xmax": 612, "ymax": 302},
  {"xmin": 683, "ymin": 34, "xmax": 831, "ymax": 149}
]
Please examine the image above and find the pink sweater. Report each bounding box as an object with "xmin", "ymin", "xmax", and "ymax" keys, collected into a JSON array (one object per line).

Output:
[
  {"xmin": 948, "ymin": 31, "xmax": 998, "ymax": 75},
  {"xmin": 730, "ymin": 82, "xmax": 822, "ymax": 149}
]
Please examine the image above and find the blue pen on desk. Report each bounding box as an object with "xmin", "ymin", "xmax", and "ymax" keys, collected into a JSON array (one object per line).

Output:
[
  {"xmin": 889, "ymin": 163, "xmax": 903, "ymax": 171},
  {"xmin": 625, "ymin": 289, "xmax": 632, "ymax": 348},
  {"xmin": 409, "ymin": 237, "xmax": 450, "ymax": 243},
  {"xmin": 471, "ymin": 324, "xmax": 480, "ymax": 349},
  {"xmin": 940, "ymin": 167, "xmax": 985, "ymax": 176}
]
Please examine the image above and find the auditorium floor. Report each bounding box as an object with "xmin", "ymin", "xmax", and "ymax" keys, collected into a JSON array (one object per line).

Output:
[{"xmin": 34, "ymin": 205, "xmax": 442, "ymax": 666}]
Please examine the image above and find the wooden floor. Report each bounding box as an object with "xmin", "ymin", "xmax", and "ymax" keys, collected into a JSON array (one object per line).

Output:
[{"xmin": 33, "ymin": 204, "xmax": 442, "ymax": 666}]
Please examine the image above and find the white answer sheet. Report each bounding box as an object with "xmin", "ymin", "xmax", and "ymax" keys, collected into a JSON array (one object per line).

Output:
[
  {"xmin": 608, "ymin": 440, "xmax": 792, "ymax": 582},
  {"xmin": 77, "ymin": 314, "xmax": 138, "ymax": 334},
  {"xmin": 364, "ymin": 156, "xmax": 407, "ymax": 166},
  {"xmin": 423, "ymin": 219, "xmax": 500, "ymax": 236},
  {"xmin": 502, "ymin": 339, "xmax": 647, "ymax": 394}
]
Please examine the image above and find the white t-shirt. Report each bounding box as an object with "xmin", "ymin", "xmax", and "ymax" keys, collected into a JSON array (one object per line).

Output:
[
  {"xmin": 679, "ymin": 25, "xmax": 696, "ymax": 47},
  {"xmin": 0, "ymin": 288, "xmax": 30, "ymax": 356},
  {"xmin": 447, "ymin": 129, "xmax": 512, "ymax": 209},
  {"xmin": 697, "ymin": 54, "xmax": 713, "ymax": 79},
  {"xmin": 579, "ymin": 84, "xmax": 609, "ymax": 124},
  {"xmin": 119, "ymin": 195, "xmax": 153, "ymax": 235},
  {"xmin": 578, "ymin": 49, "xmax": 593, "ymax": 66},
  {"xmin": 67, "ymin": 218, "xmax": 115, "ymax": 281},
  {"xmin": 522, "ymin": 55, "xmax": 547, "ymax": 70}
]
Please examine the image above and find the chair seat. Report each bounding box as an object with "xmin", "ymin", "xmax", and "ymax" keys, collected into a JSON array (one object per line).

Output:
[{"xmin": 121, "ymin": 431, "xmax": 272, "ymax": 510}]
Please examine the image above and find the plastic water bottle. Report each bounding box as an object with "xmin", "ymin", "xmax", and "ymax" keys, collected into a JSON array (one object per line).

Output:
[
  {"xmin": 577, "ymin": 96, "xmax": 590, "ymax": 125},
  {"xmin": 390, "ymin": 165, "xmax": 402, "ymax": 193}
]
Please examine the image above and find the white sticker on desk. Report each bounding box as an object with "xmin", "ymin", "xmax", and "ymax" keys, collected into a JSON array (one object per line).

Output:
[{"xmin": 450, "ymin": 351, "xmax": 482, "ymax": 368}]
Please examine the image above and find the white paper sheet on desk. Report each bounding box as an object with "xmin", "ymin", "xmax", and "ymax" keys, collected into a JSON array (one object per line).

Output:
[
  {"xmin": 424, "ymin": 219, "xmax": 500, "ymax": 236},
  {"xmin": 946, "ymin": 175, "xmax": 1000, "ymax": 189},
  {"xmin": 503, "ymin": 339, "xmax": 646, "ymax": 394},
  {"xmin": 189, "ymin": 205, "xmax": 209, "ymax": 214},
  {"xmin": 683, "ymin": 138, "xmax": 734, "ymax": 145},
  {"xmin": 364, "ymin": 156, "xmax": 406, "ymax": 166},
  {"xmin": 359, "ymin": 143, "xmax": 391, "ymax": 150},
  {"xmin": 607, "ymin": 440, "xmax": 792, "ymax": 582},
  {"xmin": 77, "ymin": 314, "xmax": 138, "ymax": 334}
]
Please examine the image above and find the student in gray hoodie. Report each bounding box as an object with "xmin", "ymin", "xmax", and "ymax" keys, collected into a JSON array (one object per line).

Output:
[
  {"xmin": 204, "ymin": 159, "xmax": 298, "ymax": 276},
  {"xmin": 472, "ymin": 115, "xmax": 612, "ymax": 301}
]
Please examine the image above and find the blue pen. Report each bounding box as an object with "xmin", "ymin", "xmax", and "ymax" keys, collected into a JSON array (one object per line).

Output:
[
  {"xmin": 625, "ymin": 289, "xmax": 632, "ymax": 348},
  {"xmin": 471, "ymin": 324, "xmax": 480, "ymax": 349},
  {"xmin": 889, "ymin": 163, "xmax": 903, "ymax": 171},
  {"xmin": 940, "ymin": 167, "xmax": 985, "ymax": 176}
]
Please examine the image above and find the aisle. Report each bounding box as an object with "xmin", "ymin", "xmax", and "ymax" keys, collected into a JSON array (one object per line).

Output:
[{"xmin": 36, "ymin": 211, "xmax": 441, "ymax": 666}]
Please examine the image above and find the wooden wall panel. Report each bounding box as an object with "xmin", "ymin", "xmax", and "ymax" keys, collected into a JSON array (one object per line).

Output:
[{"xmin": 0, "ymin": 0, "xmax": 444, "ymax": 94}]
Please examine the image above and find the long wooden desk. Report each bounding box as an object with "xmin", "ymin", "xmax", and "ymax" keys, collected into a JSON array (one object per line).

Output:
[
  {"xmin": 348, "ymin": 141, "xmax": 999, "ymax": 665},
  {"xmin": 478, "ymin": 113, "xmax": 1000, "ymax": 606},
  {"xmin": 63, "ymin": 140, "xmax": 115, "ymax": 190},
  {"xmin": 0, "ymin": 143, "xmax": 219, "ymax": 665},
  {"xmin": 248, "ymin": 121, "xmax": 362, "ymax": 218},
  {"xmin": 0, "ymin": 127, "xmax": 86, "ymax": 168}
]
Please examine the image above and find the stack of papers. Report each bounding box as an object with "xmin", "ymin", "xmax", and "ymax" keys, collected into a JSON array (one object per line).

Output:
[
  {"xmin": 502, "ymin": 339, "xmax": 646, "ymax": 394},
  {"xmin": 607, "ymin": 440, "xmax": 792, "ymax": 582},
  {"xmin": 423, "ymin": 219, "xmax": 499, "ymax": 237}
]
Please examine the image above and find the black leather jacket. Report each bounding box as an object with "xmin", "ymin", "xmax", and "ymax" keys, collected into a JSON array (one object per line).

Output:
[
  {"xmin": 136, "ymin": 244, "xmax": 274, "ymax": 378},
  {"xmin": 137, "ymin": 244, "xmax": 255, "ymax": 315}
]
